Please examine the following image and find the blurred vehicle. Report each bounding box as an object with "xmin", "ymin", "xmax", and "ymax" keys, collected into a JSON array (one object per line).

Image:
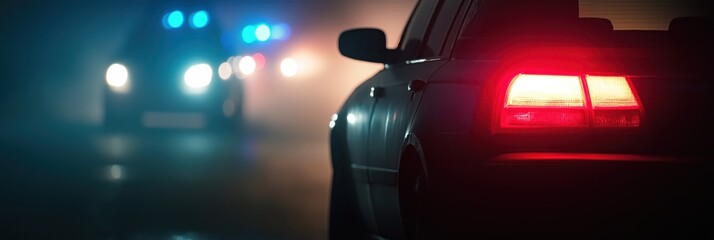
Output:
[
  {"xmin": 330, "ymin": 0, "xmax": 714, "ymax": 239},
  {"xmin": 104, "ymin": 3, "xmax": 242, "ymax": 131}
]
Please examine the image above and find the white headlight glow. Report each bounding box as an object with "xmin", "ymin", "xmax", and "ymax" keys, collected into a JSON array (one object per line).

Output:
[
  {"xmin": 218, "ymin": 62, "xmax": 232, "ymax": 80},
  {"xmin": 184, "ymin": 63, "xmax": 213, "ymax": 88},
  {"xmin": 106, "ymin": 63, "xmax": 128, "ymax": 87},
  {"xmin": 238, "ymin": 56, "xmax": 256, "ymax": 76},
  {"xmin": 280, "ymin": 58, "xmax": 298, "ymax": 78}
]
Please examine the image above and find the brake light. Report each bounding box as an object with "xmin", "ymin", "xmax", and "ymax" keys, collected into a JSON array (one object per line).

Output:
[
  {"xmin": 502, "ymin": 74, "xmax": 587, "ymax": 128},
  {"xmin": 586, "ymin": 75, "xmax": 641, "ymax": 127},
  {"xmin": 506, "ymin": 75, "xmax": 584, "ymax": 107},
  {"xmin": 500, "ymin": 74, "xmax": 642, "ymax": 129}
]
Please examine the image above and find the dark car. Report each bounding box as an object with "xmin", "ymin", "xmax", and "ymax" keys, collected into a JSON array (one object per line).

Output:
[
  {"xmin": 104, "ymin": 3, "xmax": 242, "ymax": 131},
  {"xmin": 330, "ymin": 0, "xmax": 714, "ymax": 239}
]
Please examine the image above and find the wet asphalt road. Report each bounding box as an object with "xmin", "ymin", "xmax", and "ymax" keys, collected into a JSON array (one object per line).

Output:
[{"xmin": 0, "ymin": 121, "xmax": 332, "ymax": 239}]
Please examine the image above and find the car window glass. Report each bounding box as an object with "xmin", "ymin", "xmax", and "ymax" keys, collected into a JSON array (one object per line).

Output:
[
  {"xmin": 398, "ymin": 0, "xmax": 440, "ymax": 61},
  {"xmin": 579, "ymin": 0, "xmax": 712, "ymax": 30},
  {"xmin": 423, "ymin": 0, "xmax": 464, "ymax": 57},
  {"xmin": 463, "ymin": 0, "xmax": 712, "ymax": 37}
]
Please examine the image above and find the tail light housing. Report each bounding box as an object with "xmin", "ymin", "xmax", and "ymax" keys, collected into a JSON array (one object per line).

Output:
[{"xmin": 499, "ymin": 74, "xmax": 642, "ymax": 130}]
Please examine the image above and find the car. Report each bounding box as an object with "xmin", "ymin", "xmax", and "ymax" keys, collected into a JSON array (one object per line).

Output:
[
  {"xmin": 329, "ymin": 0, "xmax": 714, "ymax": 239},
  {"xmin": 103, "ymin": 3, "xmax": 242, "ymax": 131}
]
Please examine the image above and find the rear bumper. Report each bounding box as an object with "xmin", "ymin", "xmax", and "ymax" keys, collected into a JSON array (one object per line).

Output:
[
  {"xmin": 103, "ymin": 92, "xmax": 237, "ymax": 130},
  {"xmin": 492, "ymin": 152, "xmax": 683, "ymax": 163},
  {"xmin": 440, "ymin": 152, "xmax": 714, "ymax": 238},
  {"xmin": 410, "ymin": 128, "xmax": 714, "ymax": 236},
  {"xmin": 104, "ymin": 86, "xmax": 230, "ymax": 113},
  {"xmin": 102, "ymin": 80, "xmax": 242, "ymax": 128}
]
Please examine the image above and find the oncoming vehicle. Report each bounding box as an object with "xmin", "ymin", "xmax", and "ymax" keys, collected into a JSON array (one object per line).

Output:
[
  {"xmin": 104, "ymin": 3, "xmax": 242, "ymax": 131},
  {"xmin": 330, "ymin": 0, "xmax": 713, "ymax": 239}
]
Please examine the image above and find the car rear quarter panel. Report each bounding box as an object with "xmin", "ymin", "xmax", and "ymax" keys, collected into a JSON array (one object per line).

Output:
[{"xmin": 408, "ymin": 60, "xmax": 499, "ymax": 182}]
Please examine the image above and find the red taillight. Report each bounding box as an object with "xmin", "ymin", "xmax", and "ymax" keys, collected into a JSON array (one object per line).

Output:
[
  {"xmin": 585, "ymin": 75, "xmax": 641, "ymax": 127},
  {"xmin": 502, "ymin": 74, "xmax": 587, "ymax": 128},
  {"xmin": 500, "ymin": 74, "xmax": 642, "ymax": 129}
]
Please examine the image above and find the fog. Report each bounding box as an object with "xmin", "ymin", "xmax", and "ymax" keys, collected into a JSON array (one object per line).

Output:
[{"xmin": 0, "ymin": 0, "xmax": 415, "ymax": 238}]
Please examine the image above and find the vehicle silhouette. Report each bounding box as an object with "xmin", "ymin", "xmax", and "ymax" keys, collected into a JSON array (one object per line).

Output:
[
  {"xmin": 330, "ymin": 0, "xmax": 714, "ymax": 239},
  {"xmin": 103, "ymin": 3, "xmax": 242, "ymax": 131}
]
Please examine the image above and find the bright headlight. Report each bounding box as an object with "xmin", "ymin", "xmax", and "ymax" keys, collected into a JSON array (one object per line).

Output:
[
  {"xmin": 280, "ymin": 58, "xmax": 298, "ymax": 77},
  {"xmin": 184, "ymin": 63, "xmax": 213, "ymax": 88},
  {"xmin": 106, "ymin": 63, "xmax": 128, "ymax": 87}
]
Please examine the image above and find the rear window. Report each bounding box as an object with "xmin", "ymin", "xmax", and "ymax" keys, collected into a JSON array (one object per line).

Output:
[
  {"xmin": 580, "ymin": 0, "xmax": 712, "ymax": 30},
  {"xmin": 462, "ymin": 0, "xmax": 713, "ymax": 38}
]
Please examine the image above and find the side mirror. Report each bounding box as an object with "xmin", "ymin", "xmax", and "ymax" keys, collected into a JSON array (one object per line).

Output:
[{"xmin": 339, "ymin": 28, "xmax": 390, "ymax": 63}]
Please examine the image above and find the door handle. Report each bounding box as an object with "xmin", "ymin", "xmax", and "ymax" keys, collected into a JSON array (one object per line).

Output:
[
  {"xmin": 370, "ymin": 87, "xmax": 384, "ymax": 98},
  {"xmin": 408, "ymin": 80, "xmax": 426, "ymax": 92}
]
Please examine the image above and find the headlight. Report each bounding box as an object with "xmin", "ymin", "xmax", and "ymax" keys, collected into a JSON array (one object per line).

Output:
[
  {"xmin": 280, "ymin": 58, "xmax": 298, "ymax": 77},
  {"xmin": 106, "ymin": 63, "xmax": 128, "ymax": 87},
  {"xmin": 184, "ymin": 63, "xmax": 213, "ymax": 88},
  {"xmin": 218, "ymin": 62, "xmax": 232, "ymax": 80},
  {"xmin": 238, "ymin": 56, "xmax": 256, "ymax": 76}
]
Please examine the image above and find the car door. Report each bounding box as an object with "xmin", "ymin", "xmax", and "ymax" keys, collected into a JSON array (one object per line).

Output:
[
  {"xmin": 341, "ymin": 79, "xmax": 380, "ymax": 233},
  {"xmin": 365, "ymin": 0, "xmax": 468, "ymax": 238},
  {"xmin": 342, "ymin": 0, "xmax": 441, "ymax": 234}
]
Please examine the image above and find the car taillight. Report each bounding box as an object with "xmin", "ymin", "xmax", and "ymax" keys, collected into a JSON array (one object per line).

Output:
[
  {"xmin": 585, "ymin": 75, "xmax": 641, "ymax": 127},
  {"xmin": 500, "ymin": 74, "xmax": 642, "ymax": 129}
]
